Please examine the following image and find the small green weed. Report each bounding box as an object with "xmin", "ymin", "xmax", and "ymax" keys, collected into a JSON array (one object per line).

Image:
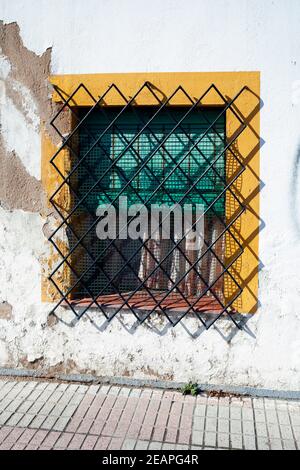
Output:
[{"xmin": 181, "ymin": 381, "xmax": 199, "ymax": 396}]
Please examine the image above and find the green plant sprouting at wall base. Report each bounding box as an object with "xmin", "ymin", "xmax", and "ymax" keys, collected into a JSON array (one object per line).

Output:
[{"xmin": 181, "ymin": 381, "xmax": 199, "ymax": 396}]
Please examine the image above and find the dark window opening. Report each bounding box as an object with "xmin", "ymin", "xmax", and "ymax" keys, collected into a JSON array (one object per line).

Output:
[{"xmin": 68, "ymin": 106, "xmax": 226, "ymax": 312}]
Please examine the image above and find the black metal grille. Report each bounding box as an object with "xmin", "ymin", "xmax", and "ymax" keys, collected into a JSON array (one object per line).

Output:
[{"xmin": 48, "ymin": 82, "xmax": 247, "ymax": 329}]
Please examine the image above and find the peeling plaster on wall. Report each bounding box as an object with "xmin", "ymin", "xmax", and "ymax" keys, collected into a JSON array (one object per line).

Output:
[
  {"xmin": 0, "ymin": 22, "xmax": 51, "ymax": 134},
  {"xmin": 0, "ymin": 22, "xmax": 71, "ymax": 144},
  {"xmin": 0, "ymin": 22, "xmax": 48, "ymax": 211},
  {"xmin": 0, "ymin": 136, "xmax": 45, "ymax": 212},
  {"xmin": 0, "ymin": 21, "xmax": 70, "ymax": 213},
  {"xmin": 0, "ymin": 2, "xmax": 300, "ymax": 391}
]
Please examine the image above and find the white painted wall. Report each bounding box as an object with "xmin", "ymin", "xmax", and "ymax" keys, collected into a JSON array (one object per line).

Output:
[{"xmin": 1, "ymin": 0, "xmax": 300, "ymax": 391}]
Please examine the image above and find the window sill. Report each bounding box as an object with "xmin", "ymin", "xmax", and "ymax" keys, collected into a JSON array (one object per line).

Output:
[{"xmin": 62, "ymin": 291, "xmax": 236, "ymax": 316}]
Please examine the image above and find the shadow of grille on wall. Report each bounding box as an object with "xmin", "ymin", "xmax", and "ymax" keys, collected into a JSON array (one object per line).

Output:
[{"xmin": 48, "ymin": 82, "xmax": 248, "ymax": 329}]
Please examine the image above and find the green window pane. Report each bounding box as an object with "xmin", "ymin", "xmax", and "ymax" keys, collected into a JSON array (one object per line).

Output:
[{"xmin": 77, "ymin": 106, "xmax": 226, "ymax": 215}]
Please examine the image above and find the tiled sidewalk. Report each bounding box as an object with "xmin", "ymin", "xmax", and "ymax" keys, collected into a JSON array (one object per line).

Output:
[{"xmin": 0, "ymin": 378, "xmax": 299, "ymax": 450}]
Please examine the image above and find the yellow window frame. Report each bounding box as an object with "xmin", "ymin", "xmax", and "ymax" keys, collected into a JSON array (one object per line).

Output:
[{"xmin": 41, "ymin": 71, "xmax": 260, "ymax": 314}]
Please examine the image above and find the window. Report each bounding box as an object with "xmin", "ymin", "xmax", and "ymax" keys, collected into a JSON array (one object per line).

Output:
[
  {"xmin": 71, "ymin": 106, "xmax": 225, "ymax": 305},
  {"xmin": 43, "ymin": 73, "xmax": 260, "ymax": 328}
]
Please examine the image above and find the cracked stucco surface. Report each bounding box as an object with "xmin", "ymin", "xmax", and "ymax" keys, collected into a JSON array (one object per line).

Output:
[
  {"xmin": 0, "ymin": 0, "xmax": 300, "ymax": 391},
  {"xmin": 0, "ymin": 21, "xmax": 48, "ymax": 212}
]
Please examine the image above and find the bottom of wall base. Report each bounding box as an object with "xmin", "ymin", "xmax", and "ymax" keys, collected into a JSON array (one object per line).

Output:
[{"xmin": 0, "ymin": 367, "xmax": 299, "ymax": 401}]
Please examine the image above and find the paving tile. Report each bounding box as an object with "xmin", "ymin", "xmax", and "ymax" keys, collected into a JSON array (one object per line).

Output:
[
  {"xmin": 0, "ymin": 426, "xmax": 13, "ymax": 444},
  {"xmin": 218, "ymin": 406, "xmax": 229, "ymax": 419},
  {"xmin": 279, "ymin": 424, "xmax": 294, "ymax": 440},
  {"xmin": 68, "ymin": 433, "xmax": 86, "ymax": 450},
  {"xmin": 193, "ymin": 416, "xmax": 205, "ymax": 431},
  {"xmin": 130, "ymin": 388, "xmax": 142, "ymax": 398},
  {"xmin": 135, "ymin": 440, "xmax": 149, "ymax": 450},
  {"xmin": 89, "ymin": 394, "xmax": 117, "ymax": 435},
  {"xmin": 162, "ymin": 442, "xmax": 176, "ymax": 450},
  {"xmin": 243, "ymin": 420, "xmax": 255, "ymax": 435},
  {"xmin": 25, "ymin": 430, "xmax": 48, "ymax": 450},
  {"xmin": 87, "ymin": 385, "xmax": 100, "ymax": 395},
  {"xmin": 177, "ymin": 428, "xmax": 191, "ymax": 444},
  {"xmin": 290, "ymin": 414, "xmax": 300, "ymax": 427},
  {"xmin": 6, "ymin": 412, "xmax": 24, "ymax": 427},
  {"xmin": 122, "ymin": 438, "xmax": 136, "ymax": 450},
  {"xmin": 167, "ymin": 401, "xmax": 183, "ymax": 429},
  {"xmin": 218, "ymin": 418, "xmax": 229, "ymax": 434},
  {"xmin": 148, "ymin": 441, "xmax": 162, "ymax": 450},
  {"xmin": 242, "ymin": 408, "xmax": 254, "ymax": 421},
  {"xmin": 192, "ymin": 430, "xmax": 203, "ymax": 446},
  {"xmin": 265, "ymin": 409, "xmax": 278, "ymax": 424},
  {"xmin": 206, "ymin": 405, "xmax": 218, "ymax": 418},
  {"xmin": 53, "ymin": 432, "xmax": 74, "ymax": 449},
  {"xmin": 66, "ymin": 393, "xmax": 95, "ymax": 433},
  {"xmin": 282, "ymin": 439, "xmax": 296, "ymax": 450},
  {"xmin": 230, "ymin": 433, "xmax": 243, "ymax": 449},
  {"xmin": 108, "ymin": 437, "xmax": 124, "ymax": 450},
  {"xmin": 6, "ymin": 399, "xmax": 23, "ymax": 413},
  {"xmin": 176, "ymin": 444, "xmax": 189, "ymax": 450},
  {"xmin": 205, "ymin": 417, "xmax": 217, "ymax": 433},
  {"xmin": 100, "ymin": 395, "xmax": 127, "ymax": 436},
  {"xmin": 52, "ymin": 416, "xmax": 70, "ymax": 432},
  {"xmin": 257, "ymin": 437, "xmax": 270, "ymax": 450},
  {"xmin": 139, "ymin": 398, "xmax": 160, "ymax": 440},
  {"xmin": 252, "ymin": 398, "xmax": 264, "ymax": 409},
  {"xmin": 0, "ymin": 427, "xmax": 25, "ymax": 450},
  {"xmin": 42, "ymin": 415, "xmax": 58, "ymax": 430},
  {"xmin": 1, "ymin": 380, "xmax": 299, "ymax": 452},
  {"xmin": 277, "ymin": 410, "xmax": 290, "ymax": 425},
  {"xmin": 119, "ymin": 387, "xmax": 131, "ymax": 397},
  {"xmin": 81, "ymin": 434, "xmax": 98, "ymax": 450},
  {"xmin": 164, "ymin": 426, "xmax": 178, "ymax": 443},
  {"xmin": 194, "ymin": 404, "xmax": 206, "ymax": 417},
  {"xmin": 94, "ymin": 436, "xmax": 111, "ymax": 450},
  {"xmin": 243, "ymin": 434, "xmax": 256, "ymax": 450},
  {"xmin": 16, "ymin": 428, "xmax": 37, "ymax": 446},
  {"xmin": 230, "ymin": 407, "xmax": 242, "ymax": 420},
  {"xmin": 28, "ymin": 414, "xmax": 46, "ymax": 429},
  {"xmin": 254, "ymin": 409, "xmax": 265, "ymax": 422},
  {"xmin": 204, "ymin": 432, "xmax": 216, "ymax": 447},
  {"xmin": 39, "ymin": 431, "xmax": 61, "ymax": 449},
  {"xmin": 217, "ymin": 432, "xmax": 230, "ymax": 448},
  {"xmin": 109, "ymin": 386, "xmax": 121, "ymax": 396},
  {"xmin": 18, "ymin": 401, "xmax": 35, "ymax": 414},
  {"xmin": 17, "ymin": 414, "xmax": 35, "ymax": 428},
  {"xmin": 61, "ymin": 403, "xmax": 78, "ymax": 418},
  {"xmin": 269, "ymin": 438, "xmax": 283, "ymax": 450},
  {"xmin": 230, "ymin": 419, "xmax": 242, "ymax": 434},
  {"xmin": 293, "ymin": 425, "xmax": 300, "ymax": 441},
  {"xmin": 99, "ymin": 385, "xmax": 111, "ymax": 394},
  {"xmin": 255, "ymin": 421, "xmax": 268, "ymax": 437},
  {"xmin": 264, "ymin": 398, "xmax": 276, "ymax": 409},
  {"xmin": 0, "ymin": 411, "xmax": 13, "ymax": 425},
  {"xmin": 267, "ymin": 423, "xmax": 281, "ymax": 439}
]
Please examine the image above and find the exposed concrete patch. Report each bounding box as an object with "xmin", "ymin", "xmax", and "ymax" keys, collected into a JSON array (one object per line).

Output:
[
  {"xmin": 0, "ymin": 21, "xmax": 70, "ymax": 213},
  {"xmin": 0, "ymin": 136, "xmax": 45, "ymax": 212},
  {"xmin": 0, "ymin": 22, "xmax": 49, "ymax": 133},
  {"xmin": 0, "ymin": 301, "xmax": 13, "ymax": 320},
  {"xmin": 0, "ymin": 21, "xmax": 71, "ymax": 143}
]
